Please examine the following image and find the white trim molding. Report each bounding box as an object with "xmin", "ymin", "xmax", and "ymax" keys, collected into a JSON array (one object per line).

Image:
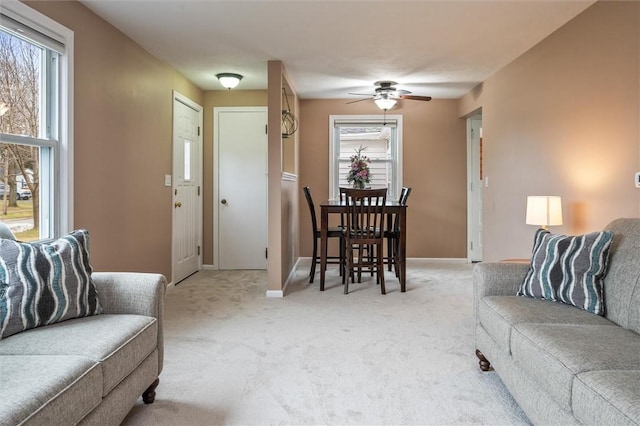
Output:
[{"xmin": 281, "ymin": 172, "xmax": 297, "ymax": 181}]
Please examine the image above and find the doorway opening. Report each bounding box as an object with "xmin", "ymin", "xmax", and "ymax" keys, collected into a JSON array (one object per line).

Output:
[{"xmin": 467, "ymin": 112, "xmax": 483, "ymax": 262}]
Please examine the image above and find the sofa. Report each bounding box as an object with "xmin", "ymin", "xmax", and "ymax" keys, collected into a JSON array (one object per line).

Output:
[
  {"xmin": 474, "ymin": 218, "xmax": 640, "ymax": 425},
  {"xmin": 0, "ymin": 271, "xmax": 166, "ymax": 425}
]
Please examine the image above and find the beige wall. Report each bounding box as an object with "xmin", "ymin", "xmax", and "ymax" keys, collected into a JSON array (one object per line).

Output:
[
  {"xmin": 459, "ymin": 1, "xmax": 640, "ymax": 261},
  {"xmin": 26, "ymin": 1, "xmax": 204, "ymax": 279},
  {"xmin": 202, "ymin": 90, "xmax": 268, "ymax": 266},
  {"xmin": 299, "ymin": 99, "xmax": 468, "ymax": 259}
]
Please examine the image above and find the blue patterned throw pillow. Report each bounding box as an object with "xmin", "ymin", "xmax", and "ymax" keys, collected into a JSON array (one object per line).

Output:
[
  {"xmin": 0, "ymin": 229, "xmax": 102, "ymax": 339},
  {"xmin": 518, "ymin": 228, "xmax": 613, "ymax": 315}
]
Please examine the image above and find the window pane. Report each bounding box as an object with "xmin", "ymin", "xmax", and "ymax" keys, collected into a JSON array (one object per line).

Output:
[
  {"xmin": 330, "ymin": 115, "xmax": 402, "ymax": 201},
  {"xmin": 338, "ymin": 126, "xmax": 393, "ymax": 194},
  {"xmin": 0, "ymin": 21, "xmax": 57, "ymax": 241},
  {"xmin": 0, "ymin": 30, "xmax": 42, "ymax": 139},
  {"xmin": 184, "ymin": 139, "xmax": 191, "ymax": 181},
  {"xmin": 0, "ymin": 142, "xmax": 45, "ymax": 242}
]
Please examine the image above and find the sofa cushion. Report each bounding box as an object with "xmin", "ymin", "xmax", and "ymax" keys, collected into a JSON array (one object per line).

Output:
[
  {"xmin": 0, "ymin": 229, "xmax": 102, "ymax": 339},
  {"xmin": 518, "ymin": 229, "xmax": 613, "ymax": 315},
  {"xmin": 479, "ymin": 295, "xmax": 614, "ymax": 354},
  {"xmin": 0, "ymin": 314, "xmax": 157, "ymax": 396},
  {"xmin": 573, "ymin": 370, "xmax": 640, "ymax": 426},
  {"xmin": 0, "ymin": 354, "xmax": 102, "ymax": 426},
  {"xmin": 510, "ymin": 324, "xmax": 640, "ymax": 410}
]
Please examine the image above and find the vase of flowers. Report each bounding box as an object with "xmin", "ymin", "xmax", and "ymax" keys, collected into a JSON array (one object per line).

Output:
[{"xmin": 346, "ymin": 145, "xmax": 371, "ymax": 189}]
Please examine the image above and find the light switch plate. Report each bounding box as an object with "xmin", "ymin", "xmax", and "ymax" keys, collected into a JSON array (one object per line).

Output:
[
  {"xmin": 635, "ymin": 172, "xmax": 640, "ymax": 188},
  {"xmin": 164, "ymin": 175, "xmax": 172, "ymax": 187}
]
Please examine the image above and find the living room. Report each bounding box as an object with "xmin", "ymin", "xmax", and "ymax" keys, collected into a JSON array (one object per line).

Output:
[
  {"xmin": 7, "ymin": 0, "xmax": 635, "ymax": 293},
  {"xmin": 0, "ymin": 0, "xmax": 638, "ymax": 424}
]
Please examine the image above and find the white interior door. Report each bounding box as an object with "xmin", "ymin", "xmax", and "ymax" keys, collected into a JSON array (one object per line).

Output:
[
  {"xmin": 214, "ymin": 107, "xmax": 268, "ymax": 269},
  {"xmin": 172, "ymin": 92, "xmax": 202, "ymax": 283},
  {"xmin": 467, "ymin": 115, "xmax": 483, "ymax": 262}
]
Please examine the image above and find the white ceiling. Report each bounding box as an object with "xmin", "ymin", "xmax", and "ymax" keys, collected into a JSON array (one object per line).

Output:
[{"xmin": 79, "ymin": 0, "xmax": 595, "ymax": 99}]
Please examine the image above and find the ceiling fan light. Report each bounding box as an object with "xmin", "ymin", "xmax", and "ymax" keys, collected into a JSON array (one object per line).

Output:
[
  {"xmin": 216, "ymin": 72, "xmax": 243, "ymax": 89},
  {"xmin": 374, "ymin": 98, "xmax": 397, "ymax": 110}
]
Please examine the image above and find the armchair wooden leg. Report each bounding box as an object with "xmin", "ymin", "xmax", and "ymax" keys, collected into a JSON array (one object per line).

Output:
[
  {"xmin": 142, "ymin": 378, "xmax": 160, "ymax": 404},
  {"xmin": 475, "ymin": 349, "xmax": 491, "ymax": 371}
]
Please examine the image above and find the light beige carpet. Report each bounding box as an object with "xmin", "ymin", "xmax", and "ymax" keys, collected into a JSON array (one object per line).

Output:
[{"xmin": 123, "ymin": 260, "xmax": 530, "ymax": 425}]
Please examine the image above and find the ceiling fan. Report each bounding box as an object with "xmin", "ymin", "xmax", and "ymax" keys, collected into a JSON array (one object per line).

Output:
[{"xmin": 348, "ymin": 81, "xmax": 432, "ymax": 110}]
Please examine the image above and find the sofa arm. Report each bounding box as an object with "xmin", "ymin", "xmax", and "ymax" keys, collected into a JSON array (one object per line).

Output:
[
  {"xmin": 473, "ymin": 262, "xmax": 529, "ymax": 350},
  {"xmin": 473, "ymin": 262, "xmax": 529, "ymax": 298},
  {"xmin": 92, "ymin": 272, "xmax": 166, "ymax": 316},
  {"xmin": 92, "ymin": 272, "xmax": 167, "ymax": 375}
]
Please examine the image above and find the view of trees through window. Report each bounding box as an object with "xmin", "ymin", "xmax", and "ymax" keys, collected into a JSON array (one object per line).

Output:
[{"xmin": 0, "ymin": 29, "xmax": 42, "ymax": 241}]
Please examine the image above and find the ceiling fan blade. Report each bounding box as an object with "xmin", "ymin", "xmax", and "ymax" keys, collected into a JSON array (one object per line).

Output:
[
  {"xmin": 346, "ymin": 98, "xmax": 372, "ymax": 104},
  {"xmin": 348, "ymin": 92, "xmax": 375, "ymax": 96},
  {"xmin": 394, "ymin": 89, "xmax": 411, "ymax": 95},
  {"xmin": 400, "ymin": 95, "xmax": 432, "ymax": 101}
]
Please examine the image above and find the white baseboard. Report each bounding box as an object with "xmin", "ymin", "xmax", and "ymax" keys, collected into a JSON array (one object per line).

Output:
[
  {"xmin": 202, "ymin": 264, "xmax": 216, "ymax": 270},
  {"xmin": 265, "ymin": 257, "xmax": 301, "ymax": 298},
  {"xmin": 297, "ymin": 257, "xmax": 466, "ymax": 264},
  {"xmin": 406, "ymin": 257, "xmax": 467, "ymax": 263}
]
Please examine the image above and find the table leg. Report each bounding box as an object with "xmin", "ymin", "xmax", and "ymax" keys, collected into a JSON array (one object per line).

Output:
[
  {"xmin": 320, "ymin": 206, "xmax": 328, "ymax": 291},
  {"xmin": 399, "ymin": 207, "xmax": 407, "ymax": 292}
]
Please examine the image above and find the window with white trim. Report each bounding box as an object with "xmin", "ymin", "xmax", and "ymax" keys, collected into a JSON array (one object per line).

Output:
[
  {"xmin": 329, "ymin": 115, "xmax": 403, "ymax": 200},
  {"xmin": 0, "ymin": 4, "xmax": 73, "ymax": 241}
]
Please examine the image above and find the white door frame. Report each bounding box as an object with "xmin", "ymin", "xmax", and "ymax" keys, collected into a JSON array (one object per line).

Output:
[
  {"xmin": 213, "ymin": 106, "xmax": 268, "ymax": 269},
  {"xmin": 466, "ymin": 113, "xmax": 483, "ymax": 262},
  {"xmin": 171, "ymin": 91, "xmax": 203, "ymax": 284}
]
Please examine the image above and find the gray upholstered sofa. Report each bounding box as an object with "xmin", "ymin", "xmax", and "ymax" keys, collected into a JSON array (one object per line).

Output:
[
  {"xmin": 474, "ymin": 218, "xmax": 640, "ymax": 425},
  {"xmin": 0, "ymin": 272, "xmax": 166, "ymax": 426}
]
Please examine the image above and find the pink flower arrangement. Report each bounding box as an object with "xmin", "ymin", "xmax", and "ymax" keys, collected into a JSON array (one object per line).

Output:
[{"xmin": 346, "ymin": 145, "xmax": 371, "ymax": 189}]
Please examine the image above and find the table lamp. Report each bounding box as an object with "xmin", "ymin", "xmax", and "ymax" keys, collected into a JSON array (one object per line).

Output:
[{"xmin": 526, "ymin": 196, "xmax": 563, "ymax": 229}]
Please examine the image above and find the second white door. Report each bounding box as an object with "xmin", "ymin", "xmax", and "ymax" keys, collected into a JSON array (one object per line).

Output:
[{"xmin": 215, "ymin": 107, "xmax": 268, "ymax": 269}]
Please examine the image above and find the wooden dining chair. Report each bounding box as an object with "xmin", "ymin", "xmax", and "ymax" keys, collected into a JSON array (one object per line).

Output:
[
  {"xmin": 342, "ymin": 188, "xmax": 387, "ymax": 294},
  {"xmin": 384, "ymin": 187, "xmax": 411, "ymax": 275},
  {"xmin": 303, "ymin": 186, "xmax": 344, "ymax": 283}
]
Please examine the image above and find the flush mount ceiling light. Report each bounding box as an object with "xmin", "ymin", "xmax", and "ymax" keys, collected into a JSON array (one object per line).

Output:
[{"xmin": 216, "ymin": 73, "xmax": 243, "ymax": 90}]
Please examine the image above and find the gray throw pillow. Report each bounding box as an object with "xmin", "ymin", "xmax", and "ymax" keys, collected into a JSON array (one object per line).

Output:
[
  {"xmin": 518, "ymin": 228, "xmax": 613, "ymax": 315},
  {"xmin": 0, "ymin": 229, "xmax": 102, "ymax": 339}
]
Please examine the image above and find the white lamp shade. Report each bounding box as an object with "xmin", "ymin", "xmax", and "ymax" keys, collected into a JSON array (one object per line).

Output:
[
  {"xmin": 374, "ymin": 98, "xmax": 397, "ymax": 110},
  {"xmin": 526, "ymin": 196, "xmax": 563, "ymax": 227},
  {"xmin": 216, "ymin": 73, "xmax": 243, "ymax": 89}
]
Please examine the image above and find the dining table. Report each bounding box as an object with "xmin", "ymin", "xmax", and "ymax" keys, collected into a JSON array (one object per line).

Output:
[{"xmin": 319, "ymin": 199, "xmax": 408, "ymax": 292}]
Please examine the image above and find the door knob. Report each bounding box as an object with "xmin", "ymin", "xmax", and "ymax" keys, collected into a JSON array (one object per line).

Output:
[
  {"xmin": 221, "ymin": 199, "xmax": 227, "ymax": 205},
  {"xmin": 174, "ymin": 202, "xmax": 182, "ymax": 208}
]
